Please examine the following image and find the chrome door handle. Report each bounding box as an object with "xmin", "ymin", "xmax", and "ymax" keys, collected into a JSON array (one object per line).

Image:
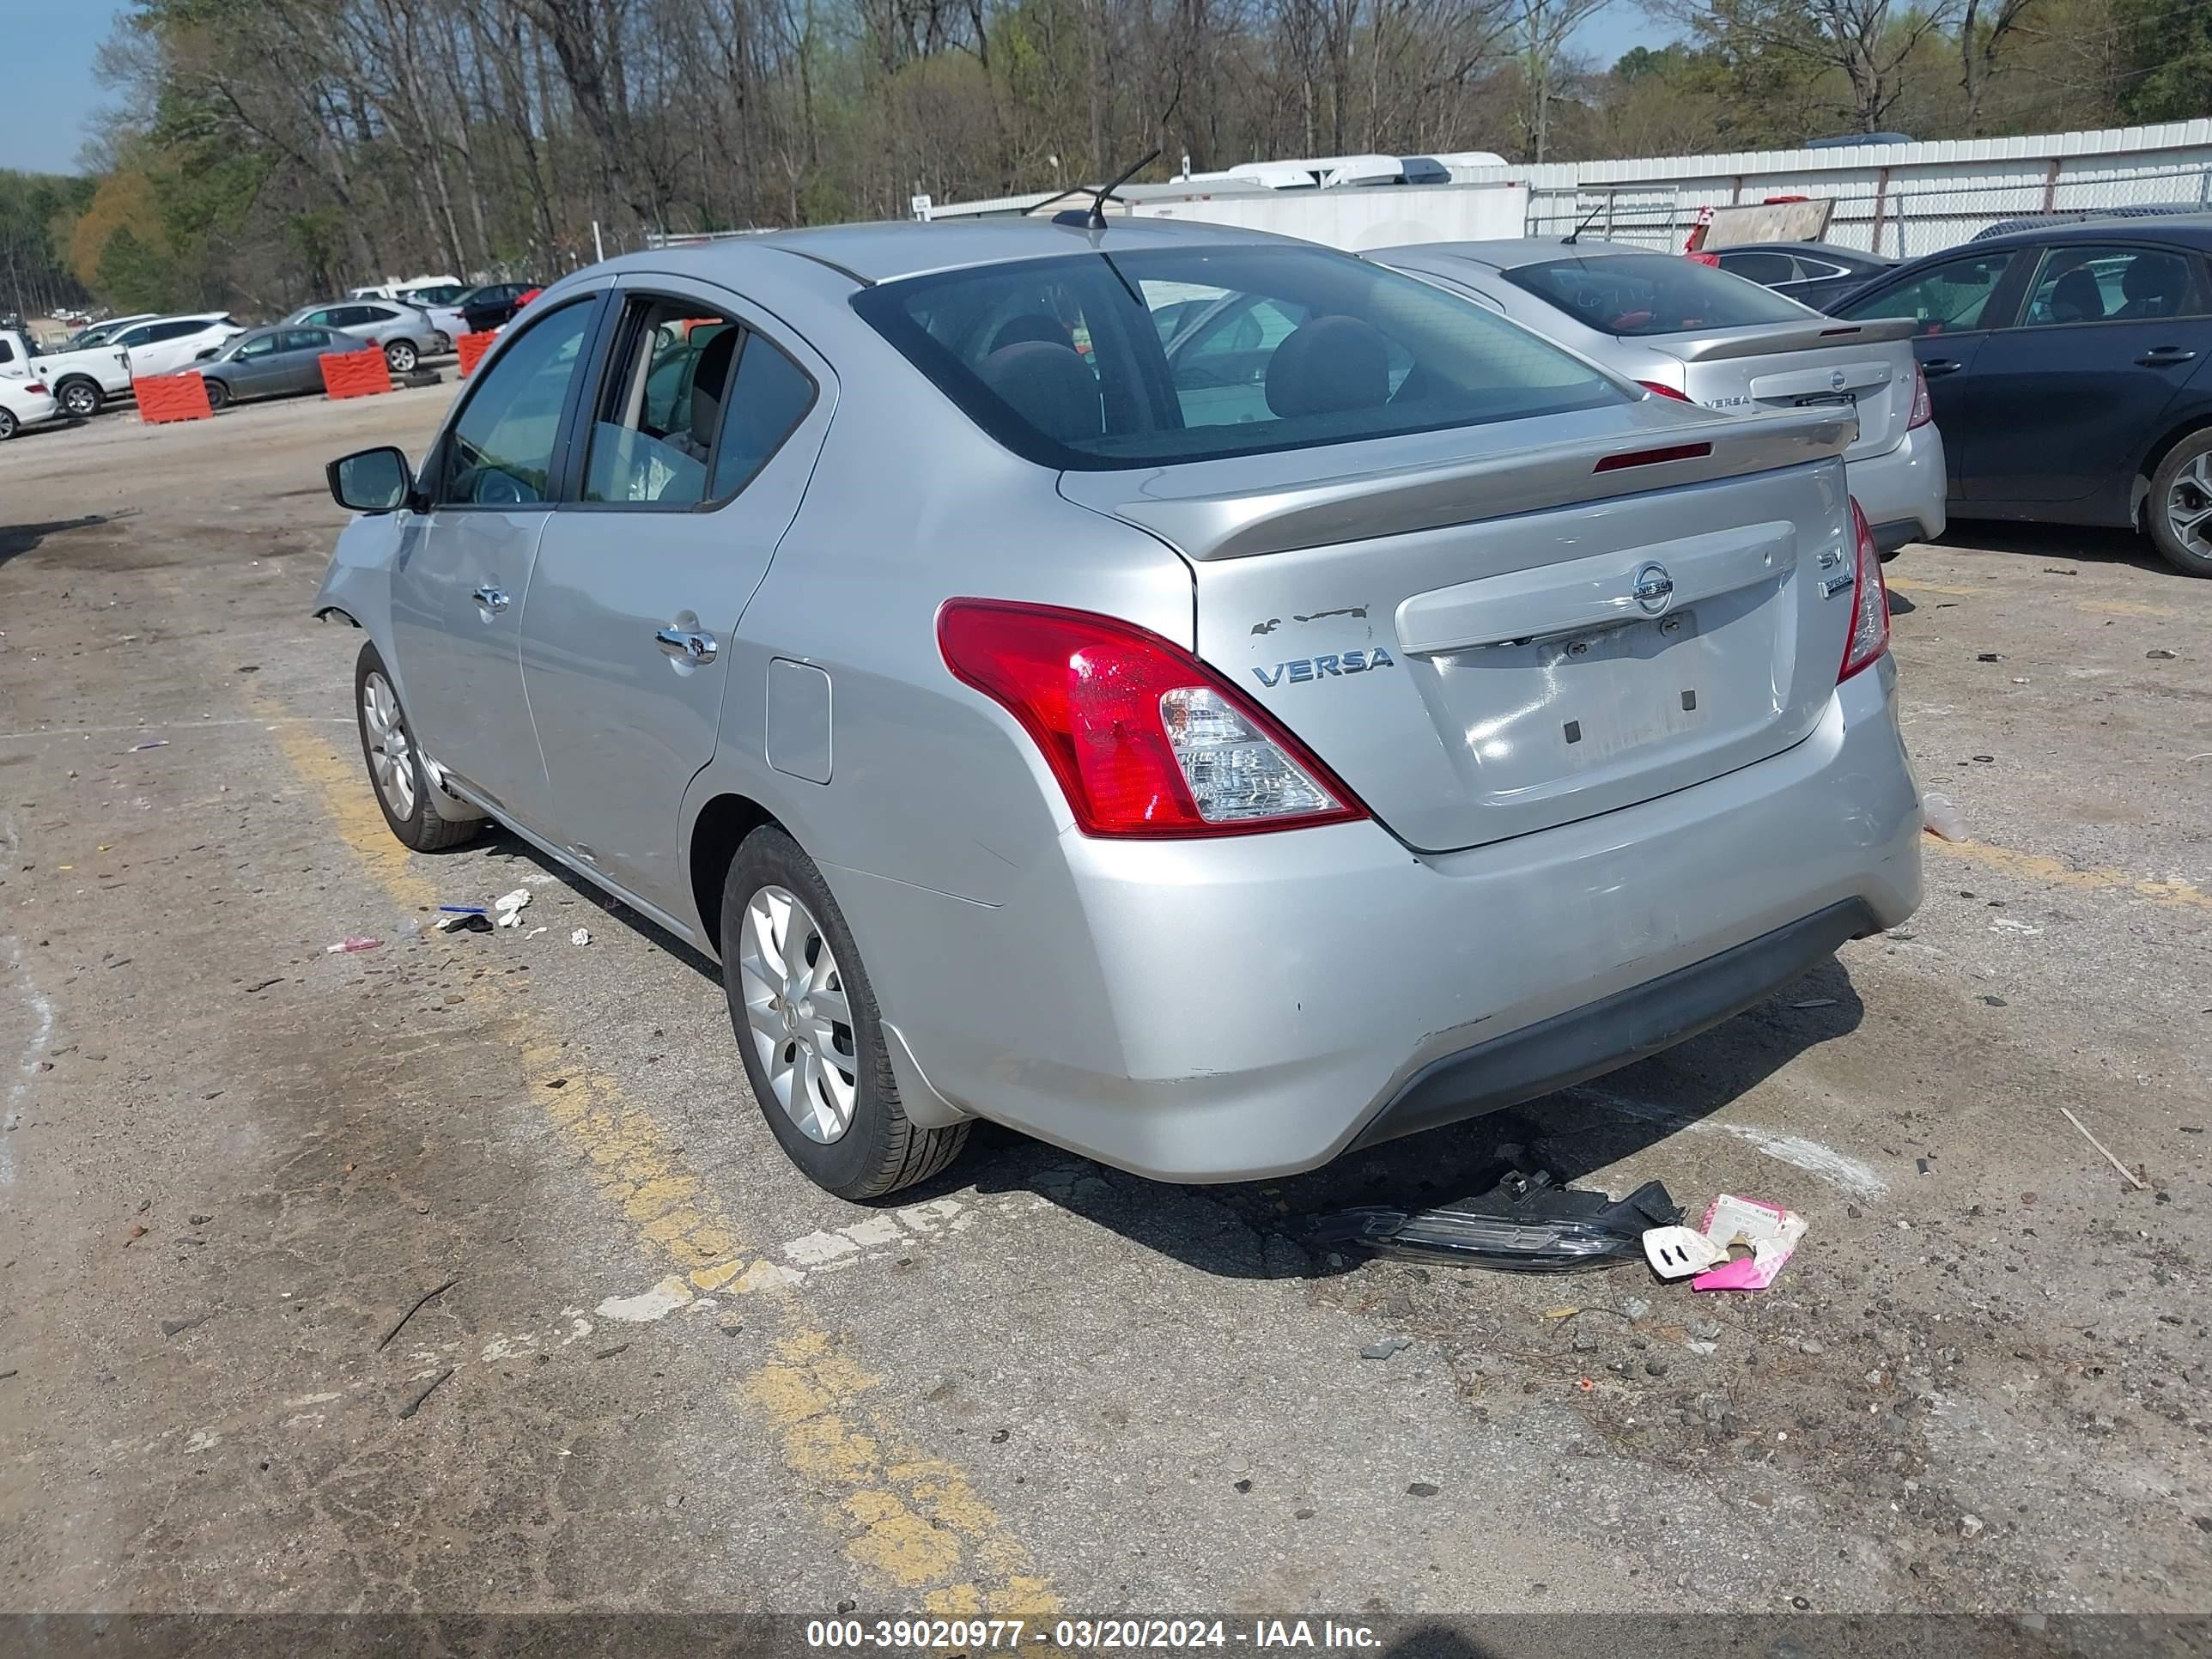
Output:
[
  {"xmin": 655, "ymin": 626, "xmax": 719, "ymax": 665},
  {"xmin": 2137, "ymin": 346, "xmax": 2197, "ymax": 366},
  {"xmin": 1921, "ymin": 358, "xmax": 1964, "ymax": 377},
  {"xmin": 471, "ymin": 585, "xmax": 510, "ymax": 613}
]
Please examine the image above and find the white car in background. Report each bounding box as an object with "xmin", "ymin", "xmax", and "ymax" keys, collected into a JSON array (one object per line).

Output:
[
  {"xmin": 112, "ymin": 313, "xmax": 246, "ymax": 380},
  {"xmin": 398, "ymin": 283, "xmax": 471, "ymax": 344},
  {"xmin": 0, "ymin": 373, "xmax": 59, "ymax": 441}
]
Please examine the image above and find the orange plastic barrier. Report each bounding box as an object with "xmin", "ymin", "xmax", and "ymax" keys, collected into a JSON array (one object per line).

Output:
[
  {"xmin": 320, "ymin": 348, "xmax": 394, "ymax": 400},
  {"xmin": 455, "ymin": 331, "xmax": 495, "ymax": 377},
  {"xmin": 133, "ymin": 372, "xmax": 215, "ymax": 424}
]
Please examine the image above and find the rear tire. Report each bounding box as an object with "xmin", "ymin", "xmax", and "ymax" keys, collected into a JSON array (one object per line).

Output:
[
  {"xmin": 0, "ymin": 408, "xmax": 16, "ymax": 441},
  {"xmin": 721, "ymin": 827, "xmax": 970, "ymax": 1200},
  {"xmin": 354, "ymin": 642, "xmax": 481, "ymax": 852},
  {"xmin": 2146, "ymin": 429, "xmax": 2212, "ymax": 576},
  {"xmin": 56, "ymin": 378, "xmax": 100, "ymax": 419},
  {"xmin": 384, "ymin": 340, "xmax": 419, "ymax": 374}
]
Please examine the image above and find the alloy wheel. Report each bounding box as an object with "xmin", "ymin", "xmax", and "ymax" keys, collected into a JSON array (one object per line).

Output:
[
  {"xmin": 386, "ymin": 342, "xmax": 417, "ymax": 374},
  {"xmin": 361, "ymin": 671, "xmax": 417, "ymax": 819},
  {"xmin": 2166, "ymin": 452, "xmax": 2212, "ymax": 559},
  {"xmin": 735, "ymin": 884, "xmax": 859, "ymax": 1144},
  {"xmin": 0, "ymin": 409, "xmax": 15, "ymax": 441},
  {"xmin": 61, "ymin": 383, "xmax": 97, "ymax": 418}
]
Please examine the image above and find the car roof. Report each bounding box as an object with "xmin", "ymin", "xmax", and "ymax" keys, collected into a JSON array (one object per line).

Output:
[
  {"xmin": 1954, "ymin": 211, "xmax": 2212, "ymax": 256},
  {"xmin": 1715, "ymin": 240, "xmax": 1892, "ymax": 264},
  {"xmin": 605, "ymin": 216, "xmax": 1297, "ymax": 287},
  {"xmin": 1371, "ymin": 237, "xmax": 1652, "ymax": 271}
]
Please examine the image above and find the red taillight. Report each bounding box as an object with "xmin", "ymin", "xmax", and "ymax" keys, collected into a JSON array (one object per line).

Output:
[
  {"xmin": 1637, "ymin": 380, "xmax": 1692, "ymax": 401},
  {"xmin": 936, "ymin": 599, "xmax": 1367, "ymax": 838},
  {"xmin": 24, "ymin": 381, "xmax": 46, "ymax": 395},
  {"xmin": 1838, "ymin": 499, "xmax": 1889, "ymax": 682},
  {"xmin": 1907, "ymin": 362, "xmax": 1933, "ymax": 429}
]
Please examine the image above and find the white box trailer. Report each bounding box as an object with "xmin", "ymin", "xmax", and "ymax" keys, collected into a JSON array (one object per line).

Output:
[{"xmin": 1113, "ymin": 179, "xmax": 1530, "ymax": 251}]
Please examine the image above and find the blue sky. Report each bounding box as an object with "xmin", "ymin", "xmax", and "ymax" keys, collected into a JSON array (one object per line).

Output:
[
  {"xmin": 9, "ymin": 0, "xmax": 133, "ymax": 174},
  {"xmin": 4, "ymin": 0, "xmax": 1673, "ymax": 179}
]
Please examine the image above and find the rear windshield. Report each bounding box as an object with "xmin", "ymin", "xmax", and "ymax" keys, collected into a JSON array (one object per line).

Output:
[
  {"xmin": 852, "ymin": 245, "xmax": 1625, "ymax": 471},
  {"xmin": 1504, "ymin": 252, "xmax": 1813, "ymax": 337}
]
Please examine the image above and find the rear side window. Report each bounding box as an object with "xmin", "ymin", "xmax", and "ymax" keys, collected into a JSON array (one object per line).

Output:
[
  {"xmin": 854, "ymin": 245, "xmax": 1622, "ymax": 470},
  {"xmin": 2020, "ymin": 245, "xmax": 2202, "ymax": 325},
  {"xmin": 1717, "ymin": 251, "xmax": 1796, "ymax": 285},
  {"xmin": 1504, "ymin": 253, "xmax": 1813, "ymax": 336}
]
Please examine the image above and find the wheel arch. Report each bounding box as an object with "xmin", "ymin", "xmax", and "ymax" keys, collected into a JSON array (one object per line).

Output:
[
  {"xmin": 2131, "ymin": 409, "xmax": 2212, "ymax": 525},
  {"xmin": 686, "ymin": 790, "xmax": 784, "ymax": 957}
]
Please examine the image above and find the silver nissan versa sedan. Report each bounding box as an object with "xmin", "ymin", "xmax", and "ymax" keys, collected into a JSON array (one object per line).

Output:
[
  {"xmin": 1376, "ymin": 239, "xmax": 1948, "ymax": 557},
  {"xmin": 316, "ymin": 217, "xmax": 1923, "ymax": 1200}
]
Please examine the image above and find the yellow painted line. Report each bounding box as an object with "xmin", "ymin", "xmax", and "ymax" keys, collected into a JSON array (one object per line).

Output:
[
  {"xmin": 263, "ymin": 708, "xmax": 1059, "ymax": 1613},
  {"xmin": 2074, "ymin": 598, "xmax": 2179, "ymax": 619},
  {"xmin": 1889, "ymin": 575, "xmax": 2181, "ymax": 622},
  {"xmin": 1886, "ymin": 576, "xmax": 1984, "ymax": 598},
  {"xmin": 1929, "ymin": 836, "xmax": 2211, "ymax": 911}
]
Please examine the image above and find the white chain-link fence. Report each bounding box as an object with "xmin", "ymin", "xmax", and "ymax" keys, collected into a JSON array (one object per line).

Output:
[{"xmin": 1525, "ymin": 159, "xmax": 2212, "ymax": 259}]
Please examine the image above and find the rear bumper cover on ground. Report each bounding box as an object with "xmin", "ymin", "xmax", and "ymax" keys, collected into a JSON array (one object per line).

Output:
[{"xmin": 842, "ymin": 659, "xmax": 1923, "ymax": 1183}]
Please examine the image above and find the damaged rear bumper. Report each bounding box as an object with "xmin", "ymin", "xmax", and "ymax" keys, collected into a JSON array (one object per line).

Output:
[{"xmin": 1347, "ymin": 897, "xmax": 1877, "ymax": 1153}]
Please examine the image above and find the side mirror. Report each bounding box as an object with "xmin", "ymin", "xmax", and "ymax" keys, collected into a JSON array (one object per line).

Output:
[{"xmin": 328, "ymin": 447, "xmax": 416, "ymax": 514}]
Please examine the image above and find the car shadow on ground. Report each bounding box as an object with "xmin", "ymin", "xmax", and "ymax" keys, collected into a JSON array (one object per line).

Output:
[
  {"xmin": 471, "ymin": 831, "xmax": 726, "ymax": 981},
  {"xmin": 0, "ymin": 510, "xmax": 114, "ymax": 571},
  {"xmin": 951, "ymin": 956, "xmax": 1868, "ymax": 1280},
  {"xmin": 1934, "ymin": 516, "xmax": 2172, "ymax": 575}
]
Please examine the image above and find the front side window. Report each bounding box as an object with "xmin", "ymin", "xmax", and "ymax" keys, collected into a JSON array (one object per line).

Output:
[
  {"xmin": 1504, "ymin": 252, "xmax": 1813, "ymax": 336},
  {"xmin": 2021, "ymin": 244, "xmax": 2200, "ymax": 326},
  {"xmin": 235, "ymin": 334, "xmax": 277, "ymax": 360},
  {"xmin": 854, "ymin": 245, "xmax": 1623, "ymax": 470},
  {"xmin": 435, "ymin": 301, "xmax": 592, "ymax": 506},
  {"xmin": 1838, "ymin": 252, "xmax": 2018, "ymax": 336}
]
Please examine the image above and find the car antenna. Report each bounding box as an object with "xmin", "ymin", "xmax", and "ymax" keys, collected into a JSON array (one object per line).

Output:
[
  {"xmin": 1051, "ymin": 149, "xmax": 1163, "ymax": 230},
  {"xmin": 1562, "ymin": 200, "xmax": 1605, "ymax": 246}
]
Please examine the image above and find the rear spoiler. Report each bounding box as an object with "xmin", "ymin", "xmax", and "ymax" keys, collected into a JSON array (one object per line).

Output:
[
  {"xmin": 1059, "ymin": 404, "xmax": 1855, "ymax": 562},
  {"xmin": 1668, "ymin": 316, "xmax": 1916, "ymax": 362}
]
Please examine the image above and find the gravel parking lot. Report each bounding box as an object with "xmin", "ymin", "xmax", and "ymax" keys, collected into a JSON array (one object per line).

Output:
[{"xmin": 1, "ymin": 389, "xmax": 2207, "ymax": 1632}]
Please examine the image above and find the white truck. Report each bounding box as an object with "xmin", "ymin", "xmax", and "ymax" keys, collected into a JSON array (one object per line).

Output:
[{"xmin": 0, "ymin": 325, "xmax": 133, "ymax": 420}]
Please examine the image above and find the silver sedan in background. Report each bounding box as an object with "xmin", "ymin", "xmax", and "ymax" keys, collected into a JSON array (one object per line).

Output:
[
  {"xmin": 315, "ymin": 218, "xmax": 1922, "ymax": 1200},
  {"xmin": 283, "ymin": 299, "xmax": 445, "ymax": 372},
  {"xmin": 195, "ymin": 324, "xmax": 352, "ymax": 408},
  {"xmin": 1378, "ymin": 239, "xmax": 1948, "ymax": 556}
]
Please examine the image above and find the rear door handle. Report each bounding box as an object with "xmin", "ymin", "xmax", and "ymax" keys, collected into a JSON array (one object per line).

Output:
[
  {"xmin": 1921, "ymin": 358, "xmax": 1964, "ymax": 377},
  {"xmin": 471, "ymin": 585, "xmax": 510, "ymax": 614},
  {"xmin": 655, "ymin": 625, "xmax": 719, "ymax": 665},
  {"xmin": 2137, "ymin": 346, "xmax": 2198, "ymax": 366}
]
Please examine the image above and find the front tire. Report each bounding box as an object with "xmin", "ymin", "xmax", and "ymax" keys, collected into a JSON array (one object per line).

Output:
[
  {"xmin": 721, "ymin": 828, "xmax": 969, "ymax": 1200},
  {"xmin": 354, "ymin": 643, "xmax": 480, "ymax": 852},
  {"xmin": 384, "ymin": 340, "xmax": 419, "ymax": 374},
  {"xmin": 56, "ymin": 379, "xmax": 100, "ymax": 419},
  {"xmin": 204, "ymin": 378, "xmax": 232, "ymax": 410}
]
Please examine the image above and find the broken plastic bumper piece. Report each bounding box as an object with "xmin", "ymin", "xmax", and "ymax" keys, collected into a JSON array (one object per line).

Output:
[{"xmin": 1310, "ymin": 1167, "xmax": 1681, "ymax": 1273}]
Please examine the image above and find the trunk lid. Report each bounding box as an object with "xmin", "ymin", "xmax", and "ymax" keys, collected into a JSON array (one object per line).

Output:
[
  {"xmin": 1659, "ymin": 317, "xmax": 1917, "ymax": 463},
  {"xmin": 1060, "ymin": 403, "xmax": 1860, "ymax": 854}
]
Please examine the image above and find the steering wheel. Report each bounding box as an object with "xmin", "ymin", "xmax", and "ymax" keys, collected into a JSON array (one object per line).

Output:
[{"xmin": 471, "ymin": 468, "xmax": 536, "ymax": 506}]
